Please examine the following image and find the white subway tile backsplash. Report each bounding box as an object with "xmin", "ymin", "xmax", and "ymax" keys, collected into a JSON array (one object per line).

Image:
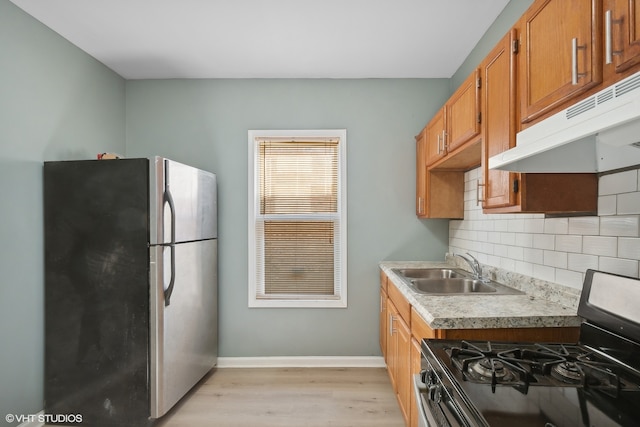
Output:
[
  {"xmin": 533, "ymin": 264, "xmax": 555, "ymax": 282},
  {"xmin": 597, "ymin": 195, "xmax": 617, "ymax": 216},
  {"xmin": 500, "ymin": 257, "xmax": 516, "ymax": 271},
  {"xmin": 555, "ymin": 269, "xmax": 583, "ymax": 290},
  {"xmin": 600, "ymin": 216, "xmax": 640, "ymax": 237},
  {"xmin": 533, "ymin": 234, "xmax": 555, "ymax": 250},
  {"xmin": 523, "ymin": 248, "xmax": 544, "ymax": 264},
  {"xmin": 599, "ymin": 169, "xmax": 638, "ymax": 195},
  {"xmin": 543, "ymin": 250, "xmax": 568, "ymax": 269},
  {"xmin": 618, "ymin": 238, "xmax": 640, "ymax": 260},
  {"xmin": 486, "ymin": 254, "xmax": 502, "ymax": 267},
  {"xmin": 494, "ymin": 221, "xmax": 509, "ymax": 232},
  {"xmin": 617, "ymin": 192, "xmax": 640, "ymax": 215},
  {"xmin": 450, "ymin": 167, "xmax": 640, "ymax": 289},
  {"xmin": 507, "ymin": 219, "xmax": 525, "ymax": 233},
  {"xmin": 515, "ymin": 233, "xmax": 534, "ymax": 248},
  {"xmin": 583, "ymin": 236, "xmax": 617, "ymax": 257},
  {"xmin": 568, "ymin": 217, "xmax": 600, "ymax": 235},
  {"xmin": 568, "ymin": 253, "xmax": 599, "ymax": 272},
  {"xmin": 544, "ymin": 218, "xmax": 569, "ymax": 234},
  {"xmin": 488, "ymin": 232, "xmax": 501, "ymax": 243},
  {"xmin": 555, "ymin": 235, "xmax": 582, "ymax": 253},
  {"xmin": 523, "ymin": 218, "xmax": 545, "ymax": 233},
  {"xmin": 514, "ymin": 260, "xmax": 534, "ymax": 276},
  {"xmin": 479, "ymin": 241, "xmax": 494, "ymax": 254},
  {"xmin": 599, "ymin": 257, "xmax": 639, "ymax": 277},
  {"xmin": 507, "ymin": 246, "xmax": 524, "ymax": 261},
  {"xmin": 494, "ymin": 244, "xmax": 509, "ymax": 257},
  {"xmin": 500, "ymin": 232, "xmax": 516, "ymax": 246}
]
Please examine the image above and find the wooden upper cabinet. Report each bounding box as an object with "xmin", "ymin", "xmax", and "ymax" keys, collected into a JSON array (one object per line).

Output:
[
  {"xmin": 481, "ymin": 29, "xmax": 520, "ymax": 210},
  {"xmin": 519, "ymin": 0, "xmax": 603, "ymax": 125},
  {"xmin": 446, "ymin": 68, "xmax": 481, "ymax": 152},
  {"xmin": 415, "ymin": 128, "xmax": 427, "ymax": 217},
  {"xmin": 416, "ymin": 125, "xmax": 465, "ymax": 219},
  {"xmin": 425, "ymin": 69, "xmax": 481, "ymax": 168},
  {"xmin": 425, "ymin": 108, "xmax": 446, "ymax": 166},
  {"xmin": 605, "ymin": 0, "xmax": 640, "ymax": 75},
  {"xmin": 480, "ymin": 27, "xmax": 599, "ymax": 215}
]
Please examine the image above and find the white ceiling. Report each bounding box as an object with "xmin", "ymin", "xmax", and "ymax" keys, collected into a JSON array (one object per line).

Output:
[{"xmin": 11, "ymin": 0, "xmax": 510, "ymax": 80}]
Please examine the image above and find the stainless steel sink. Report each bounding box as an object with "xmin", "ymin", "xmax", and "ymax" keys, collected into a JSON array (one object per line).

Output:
[
  {"xmin": 409, "ymin": 278, "xmax": 497, "ymax": 294},
  {"xmin": 392, "ymin": 268, "xmax": 465, "ymax": 279},
  {"xmin": 391, "ymin": 267, "xmax": 524, "ymax": 295}
]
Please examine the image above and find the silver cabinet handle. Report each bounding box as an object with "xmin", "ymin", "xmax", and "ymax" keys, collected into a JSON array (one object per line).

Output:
[
  {"xmin": 571, "ymin": 38, "xmax": 587, "ymax": 85},
  {"xmin": 436, "ymin": 133, "xmax": 442, "ymax": 155},
  {"xmin": 605, "ymin": 9, "xmax": 623, "ymax": 65},
  {"xmin": 389, "ymin": 313, "xmax": 395, "ymax": 336},
  {"xmin": 441, "ymin": 130, "xmax": 448, "ymax": 153},
  {"xmin": 418, "ymin": 197, "xmax": 423, "ymax": 215},
  {"xmin": 606, "ymin": 10, "xmax": 613, "ymax": 64},
  {"xmin": 476, "ymin": 180, "xmax": 485, "ymax": 206}
]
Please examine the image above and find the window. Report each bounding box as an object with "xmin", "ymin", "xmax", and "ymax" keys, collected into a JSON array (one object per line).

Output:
[{"xmin": 248, "ymin": 129, "xmax": 347, "ymax": 308}]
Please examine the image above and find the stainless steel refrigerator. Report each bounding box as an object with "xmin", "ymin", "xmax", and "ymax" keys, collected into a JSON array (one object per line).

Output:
[{"xmin": 44, "ymin": 157, "xmax": 217, "ymax": 426}]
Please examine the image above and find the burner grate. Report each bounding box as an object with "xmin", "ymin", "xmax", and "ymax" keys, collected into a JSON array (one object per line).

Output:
[{"xmin": 447, "ymin": 341, "xmax": 632, "ymax": 396}]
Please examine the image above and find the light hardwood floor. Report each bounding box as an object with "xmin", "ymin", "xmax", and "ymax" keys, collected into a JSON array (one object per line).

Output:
[{"xmin": 156, "ymin": 367, "xmax": 405, "ymax": 427}]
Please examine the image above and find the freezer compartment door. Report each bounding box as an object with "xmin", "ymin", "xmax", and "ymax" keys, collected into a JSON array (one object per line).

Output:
[
  {"xmin": 150, "ymin": 157, "xmax": 217, "ymax": 245},
  {"xmin": 150, "ymin": 239, "xmax": 218, "ymax": 418}
]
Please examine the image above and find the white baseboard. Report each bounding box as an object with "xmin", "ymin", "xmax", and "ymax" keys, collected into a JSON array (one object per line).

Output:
[{"xmin": 216, "ymin": 356, "xmax": 386, "ymax": 368}]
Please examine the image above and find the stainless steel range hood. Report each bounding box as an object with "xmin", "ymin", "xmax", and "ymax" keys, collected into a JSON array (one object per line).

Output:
[{"xmin": 489, "ymin": 71, "xmax": 640, "ymax": 173}]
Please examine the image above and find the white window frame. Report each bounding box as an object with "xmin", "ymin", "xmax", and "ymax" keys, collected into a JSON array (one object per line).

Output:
[{"xmin": 248, "ymin": 129, "xmax": 347, "ymax": 308}]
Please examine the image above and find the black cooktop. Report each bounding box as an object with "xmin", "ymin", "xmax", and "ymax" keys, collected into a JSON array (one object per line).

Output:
[{"xmin": 425, "ymin": 336, "xmax": 640, "ymax": 427}]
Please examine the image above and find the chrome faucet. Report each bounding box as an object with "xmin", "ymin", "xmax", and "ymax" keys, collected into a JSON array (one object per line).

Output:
[{"xmin": 454, "ymin": 253, "xmax": 485, "ymax": 281}]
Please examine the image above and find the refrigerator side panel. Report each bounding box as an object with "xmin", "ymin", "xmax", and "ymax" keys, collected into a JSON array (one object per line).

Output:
[
  {"xmin": 150, "ymin": 239, "xmax": 218, "ymax": 418},
  {"xmin": 150, "ymin": 157, "xmax": 217, "ymax": 245},
  {"xmin": 44, "ymin": 159, "xmax": 151, "ymax": 426}
]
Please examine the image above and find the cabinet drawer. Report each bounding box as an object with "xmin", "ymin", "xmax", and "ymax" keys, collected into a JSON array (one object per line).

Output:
[
  {"xmin": 411, "ymin": 307, "xmax": 437, "ymax": 341},
  {"xmin": 388, "ymin": 281, "xmax": 411, "ymax": 325},
  {"xmin": 380, "ymin": 268, "xmax": 388, "ymax": 293}
]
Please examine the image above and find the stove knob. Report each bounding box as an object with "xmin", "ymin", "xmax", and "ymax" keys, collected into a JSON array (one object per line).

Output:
[
  {"xmin": 428, "ymin": 384, "xmax": 442, "ymax": 403},
  {"xmin": 421, "ymin": 369, "xmax": 436, "ymax": 385},
  {"xmin": 420, "ymin": 369, "xmax": 429, "ymax": 384}
]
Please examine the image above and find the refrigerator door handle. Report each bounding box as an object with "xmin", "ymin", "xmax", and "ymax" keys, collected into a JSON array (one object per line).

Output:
[{"xmin": 163, "ymin": 161, "xmax": 177, "ymax": 306}]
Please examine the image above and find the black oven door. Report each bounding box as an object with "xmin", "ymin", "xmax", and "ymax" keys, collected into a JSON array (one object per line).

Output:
[{"xmin": 413, "ymin": 373, "xmax": 470, "ymax": 427}]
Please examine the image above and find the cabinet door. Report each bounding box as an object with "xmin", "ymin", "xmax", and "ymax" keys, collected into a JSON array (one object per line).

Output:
[
  {"xmin": 380, "ymin": 287, "xmax": 388, "ymax": 362},
  {"xmin": 520, "ymin": 0, "xmax": 602, "ymax": 124},
  {"xmin": 607, "ymin": 0, "xmax": 640, "ymax": 73},
  {"xmin": 415, "ymin": 128, "xmax": 428, "ymax": 217},
  {"xmin": 446, "ymin": 69, "xmax": 481, "ymax": 152},
  {"xmin": 425, "ymin": 108, "xmax": 446, "ymax": 166},
  {"xmin": 482, "ymin": 30, "xmax": 520, "ymax": 209},
  {"xmin": 396, "ymin": 315, "xmax": 411, "ymax": 426},
  {"xmin": 387, "ymin": 300, "xmax": 399, "ymax": 392},
  {"xmin": 409, "ymin": 338, "xmax": 422, "ymax": 427}
]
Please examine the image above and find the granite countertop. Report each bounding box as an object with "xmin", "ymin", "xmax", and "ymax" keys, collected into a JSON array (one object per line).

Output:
[{"xmin": 379, "ymin": 260, "xmax": 582, "ymax": 330}]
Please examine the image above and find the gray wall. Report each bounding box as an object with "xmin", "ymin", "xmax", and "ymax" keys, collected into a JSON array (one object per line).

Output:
[
  {"xmin": 125, "ymin": 79, "xmax": 450, "ymax": 357},
  {"xmin": 451, "ymin": 0, "xmax": 534, "ymax": 90},
  {"xmin": 0, "ymin": 0, "xmax": 529, "ymax": 423},
  {"xmin": 0, "ymin": 0, "xmax": 125, "ymax": 422}
]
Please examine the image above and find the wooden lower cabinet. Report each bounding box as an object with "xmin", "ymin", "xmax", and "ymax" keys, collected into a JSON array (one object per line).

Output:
[
  {"xmin": 409, "ymin": 338, "xmax": 422, "ymax": 427},
  {"xmin": 393, "ymin": 307, "xmax": 411, "ymax": 425},
  {"xmin": 380, "ymin": 272, "xmax": 580, "ymax": 427},
  {"xmin": 386, "ymin": 284, "xmax": 412, "ymax": 425},
  {"xmin": 380, "ymin": 271, "xmax": 388, "ymax": 362}
]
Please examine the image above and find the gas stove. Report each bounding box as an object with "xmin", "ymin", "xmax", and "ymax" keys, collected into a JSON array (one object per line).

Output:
[{"xmin": 416, "ymin": 270, "xmax": 640, "ymax": 427}]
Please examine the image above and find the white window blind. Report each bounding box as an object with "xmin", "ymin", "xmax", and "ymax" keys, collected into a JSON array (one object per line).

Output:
[{"xmin": 248, "ymin": 130, "xmax": 347, "ymax": 308}]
